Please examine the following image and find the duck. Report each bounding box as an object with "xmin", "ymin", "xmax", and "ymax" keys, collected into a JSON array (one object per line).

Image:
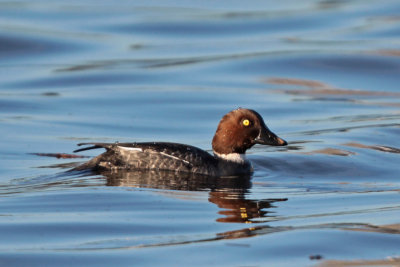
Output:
[{"xmin": 72, "ymin": 108, "xmax": 287, "ymax": 176}]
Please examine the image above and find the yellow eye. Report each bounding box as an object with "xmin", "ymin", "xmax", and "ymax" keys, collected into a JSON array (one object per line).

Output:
[{"xmin": 242, "ymin": 119, "xmax": 250, "ymax": 126}]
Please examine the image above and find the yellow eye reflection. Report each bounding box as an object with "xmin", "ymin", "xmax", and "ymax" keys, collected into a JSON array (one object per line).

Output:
[{"xmin": 242, "ymin": 119, "xmax": 250, "ymax": 126}]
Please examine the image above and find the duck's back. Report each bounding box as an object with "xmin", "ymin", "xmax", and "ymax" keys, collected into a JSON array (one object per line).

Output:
[{"xmin": 73, "ymin": 142, "xmax": 220, "ymax": 175}]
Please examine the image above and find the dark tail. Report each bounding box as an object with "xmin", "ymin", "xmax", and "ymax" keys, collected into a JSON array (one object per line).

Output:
[{"xmin": 74, "ymin": 143, "xmax": 113, "ymax": 153}]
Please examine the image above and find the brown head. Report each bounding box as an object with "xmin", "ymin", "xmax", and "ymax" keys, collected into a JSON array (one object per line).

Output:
[{"xmin": 212, "ymin": 108, "xmax": 287, "ymax": 155}]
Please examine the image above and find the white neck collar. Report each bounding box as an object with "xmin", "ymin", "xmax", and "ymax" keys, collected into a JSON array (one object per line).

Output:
[{"xmin": 214, "ymin": 151, "xmax": 247, "ymax": 164}]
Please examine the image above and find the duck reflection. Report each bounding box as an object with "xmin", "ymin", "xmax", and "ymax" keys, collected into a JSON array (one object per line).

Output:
[
  {"xmin": 209, "ymin": 190, "xmax": 286, "ymax": 223},
  {"xmin": 100, "ymin": 169, "xmax": 287, "ymax": 224}
]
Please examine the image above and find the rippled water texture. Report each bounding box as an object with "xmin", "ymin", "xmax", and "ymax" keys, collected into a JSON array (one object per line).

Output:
[{"xmin": 1, "ymin": 1, "xmax": 400, "ymax": 266}]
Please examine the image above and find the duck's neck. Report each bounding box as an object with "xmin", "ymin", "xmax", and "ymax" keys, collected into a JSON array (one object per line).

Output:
[{"xmin": 213, "ymin": 151, "xmax": 248, "ymax": 164}]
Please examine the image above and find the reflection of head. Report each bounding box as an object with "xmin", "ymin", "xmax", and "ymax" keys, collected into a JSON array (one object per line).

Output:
[{"xmin": 209, "ymin": 190, "xmax": 287, "ymax": 223}]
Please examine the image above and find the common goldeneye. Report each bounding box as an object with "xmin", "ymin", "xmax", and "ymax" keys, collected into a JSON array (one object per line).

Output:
[{"xmin": 73, "ymin": 108, "xmax": 287, "ymax": 176}]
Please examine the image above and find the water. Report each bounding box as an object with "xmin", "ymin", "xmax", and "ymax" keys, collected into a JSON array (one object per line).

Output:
[{"xmin": 1, "ymin": 1, "xmax": 400, "ymax": 266}]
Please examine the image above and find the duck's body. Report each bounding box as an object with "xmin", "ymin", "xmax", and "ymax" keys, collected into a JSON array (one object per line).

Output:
[
  {"xmin": 73, "ymin": 142, "xmax": 252, "ymax": 176},
  {"xmin": 73, "ymin": 108, "xmax": 287, "ymax": 177}
]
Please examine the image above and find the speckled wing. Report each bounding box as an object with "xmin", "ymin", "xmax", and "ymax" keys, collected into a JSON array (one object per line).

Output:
[{"xmin": 73, "ymin": 142, "xmax": 218, "ymax": 175}]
